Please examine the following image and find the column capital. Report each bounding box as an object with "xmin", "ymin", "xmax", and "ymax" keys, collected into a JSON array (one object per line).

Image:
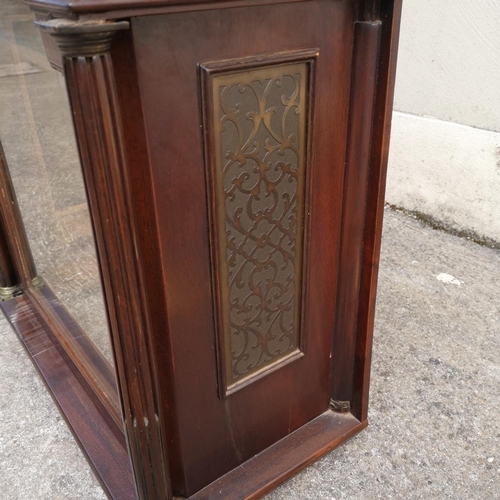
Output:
[{"xmin": 35, "ymin": 19, "xmax": 129, "ymax": 57}]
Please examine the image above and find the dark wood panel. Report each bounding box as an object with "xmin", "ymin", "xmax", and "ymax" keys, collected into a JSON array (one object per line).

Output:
[
  {"xmin": 0, "ymin": 294, "xmax": 135, "ymax": 500},
  {"xmin": 132, "ymin": 1, "xmax": 355, "ymax": 494}
]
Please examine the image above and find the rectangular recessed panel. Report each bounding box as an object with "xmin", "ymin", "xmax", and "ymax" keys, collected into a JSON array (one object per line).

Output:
[{"xmin": 202, "ymin": 55, "xmax": 314, "ymax": 394}]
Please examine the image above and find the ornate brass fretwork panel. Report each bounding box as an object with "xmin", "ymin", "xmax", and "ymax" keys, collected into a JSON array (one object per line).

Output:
[{"xmin": 202, "ymin": 54, "xmax": 314, "ymax": 394}]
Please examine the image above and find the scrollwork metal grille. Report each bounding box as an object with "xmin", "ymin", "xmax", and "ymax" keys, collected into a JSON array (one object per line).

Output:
[{"xmin": 207, "ymin": 61, "xmax": 310, "ymax": 391}]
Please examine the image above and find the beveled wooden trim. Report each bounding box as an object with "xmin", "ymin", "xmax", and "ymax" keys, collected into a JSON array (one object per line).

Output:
[
  {"xmin": 331, "ymin": 21, "xmax": 381, "ymax": 407},
  {"xmin": 352, "ymin": 0, "xmax": 403, "ymax": 422},
  {"xmin": 0, "ymin": 293, "xmax": 136, "ymax": 500},
  {"xmin": 38, "ymin": 20, "xmax": 172, "ymax": 500},
  {"xmin": 187, "ymin": 410, "xmax": 366, "ymax": 500}
]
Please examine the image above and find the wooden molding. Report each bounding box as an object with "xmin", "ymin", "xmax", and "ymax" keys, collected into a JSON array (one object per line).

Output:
[
  {"xmin": 26, "ymin": 0, "xmax": 316, "ymax": 18},
  {"xmin": 188, "ymin": 410, "xmax": 366, "ymax": 500},
  {"xmin": 331, "ymin": 20, "xmax": 382, "ymax": 409},
  {"xmin": 331, "ymin": 0, "xmax": 403, "ymax": 424},
  {"xmin": 38, "ymin": 19, "xmax": 172, "ymax": 500},
  {"xmin": 352, "ymin": 0, "xmax": 404, "ymax": 422}
]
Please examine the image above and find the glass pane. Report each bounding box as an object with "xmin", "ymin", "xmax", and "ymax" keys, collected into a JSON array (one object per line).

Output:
[{"xmin": 0, "ymin": 9, "xmax": 115, "ymax": 367}]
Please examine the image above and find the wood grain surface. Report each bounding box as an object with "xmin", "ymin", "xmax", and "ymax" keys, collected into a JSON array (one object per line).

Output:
[
  {"xmin": 131, "ymin": 2, "xmax": 353, "ymax": 494},
  {"xmin": 6, "ymin": 0, "xmax": 405, "ymax": 498}
]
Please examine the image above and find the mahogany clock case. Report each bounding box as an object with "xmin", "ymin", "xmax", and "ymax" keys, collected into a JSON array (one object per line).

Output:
[{"xmin": 0, "ymin": 0, "xmax": 402, "ymax": 499}]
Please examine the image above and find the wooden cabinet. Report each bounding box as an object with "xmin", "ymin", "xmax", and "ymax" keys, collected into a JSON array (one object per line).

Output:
[{"xmin": 0, "ymin": 1, "xmax": 402, "ymax": 498}]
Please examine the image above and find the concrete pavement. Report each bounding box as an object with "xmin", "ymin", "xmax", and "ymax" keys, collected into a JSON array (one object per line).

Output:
[{"xmin": 1, "ymin": 207, "xmax": 499, "ymax": 499}]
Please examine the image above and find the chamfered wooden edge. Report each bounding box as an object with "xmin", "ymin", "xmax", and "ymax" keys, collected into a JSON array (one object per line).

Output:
[
  {"xmin": 0, "ymin": 293, "xmax": 136, "ymax": 500},
  {"xmin": 185, "ymin": 410, "xmax": 366, "ymax": 500}
]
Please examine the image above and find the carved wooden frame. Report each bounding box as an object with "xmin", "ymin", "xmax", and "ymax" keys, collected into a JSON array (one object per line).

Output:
[{"xmin": 0, "ymin": 0, "xmax": 403, "ymax": 498}]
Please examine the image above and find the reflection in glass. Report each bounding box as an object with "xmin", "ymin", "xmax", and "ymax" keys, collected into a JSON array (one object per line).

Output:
[{"xmin": 0, "ymin": 8, "xmax": 114, "ymax": 366}]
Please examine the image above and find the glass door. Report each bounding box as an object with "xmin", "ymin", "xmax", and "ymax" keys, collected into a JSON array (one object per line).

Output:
[{"xmin": 0, "ymin": 5, "xmax": 120, "ymax": 431}]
